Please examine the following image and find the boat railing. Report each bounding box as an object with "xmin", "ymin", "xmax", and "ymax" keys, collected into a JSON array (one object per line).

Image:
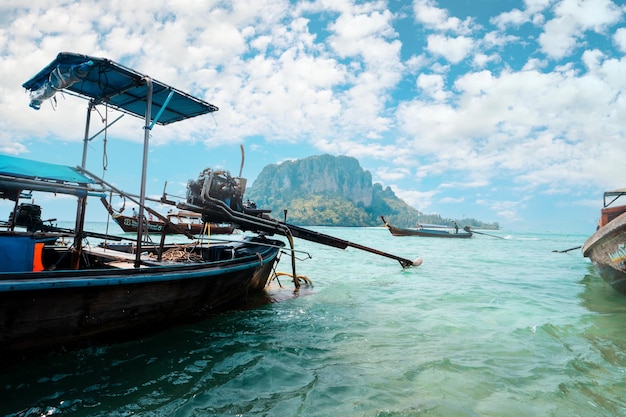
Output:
[{"xmin": 603, "ymin": 189, "xmax": 626, "ymax": 208}]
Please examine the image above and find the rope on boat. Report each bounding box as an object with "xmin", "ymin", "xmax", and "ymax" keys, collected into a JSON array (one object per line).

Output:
[
  {"xmin": 265, "ymin": 245, "xmax": 312, "ymax": 291},
  {"xmin": 270, "ymin": 271, "xmax": 313, "ymax": 288},
  {"xmin": 100, "ymin": 103, "xmax": 109, "ymax": 174},
  {"xmin": 154, "ymin": 242, "xmax": 203, "ymax": 262},
  {"xmin": 197, "ymin": 234, "xmax": 312, "ymax": 291}
]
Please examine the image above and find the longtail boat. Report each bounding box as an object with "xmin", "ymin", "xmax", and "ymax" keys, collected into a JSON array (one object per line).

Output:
[
  {"xmin": 0, "ymin": 53, "xmax": 284, "ymax": 358},
  {"xmin": 582, "ymin": 188, "xmax": 626, "ymax": 294},
  {"xmin": 100, "ymin": 198, "xmax": 235, "ymax": 235},
  {"xmin": 381, "ymin": 216, "xmax": 473, "ymax": 238}
]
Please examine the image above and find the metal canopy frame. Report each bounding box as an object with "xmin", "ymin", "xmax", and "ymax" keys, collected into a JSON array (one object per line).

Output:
[
  {"xmin": 604, "ymin": 189, "xmax": 626, "ymax": 208},
  {"xmin": 22, "ymin": 52, "xmax": 219, "ymax": 267}
]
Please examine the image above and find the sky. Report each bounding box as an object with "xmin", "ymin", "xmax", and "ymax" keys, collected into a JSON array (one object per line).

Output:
[{"xmin": 0, "ymin": 0, "xmax": 625, "ymax": 233}]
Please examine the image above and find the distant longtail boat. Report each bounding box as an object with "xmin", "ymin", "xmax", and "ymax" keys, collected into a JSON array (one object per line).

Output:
[{"xmin": 381, "ymin": 216, "xmax": 473, "ymax": 238}]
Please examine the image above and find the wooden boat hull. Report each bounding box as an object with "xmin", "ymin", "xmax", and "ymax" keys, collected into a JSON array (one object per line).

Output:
[
  {"xmin": 0, "ymin": 237, "xmax": 283, "ymax": 357},
  {"xmin": 385, "ymin": 224, "xmax": 473, "ymax": 238},
  {"xmin": 583, "ymin": 210, "xmax": 626, "ymax": 294},
  {"xmin": 112, "ymin": 213, "xmax": 234, "ymax": 235}
]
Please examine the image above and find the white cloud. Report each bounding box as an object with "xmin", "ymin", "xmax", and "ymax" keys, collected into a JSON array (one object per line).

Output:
[
  {"xmin": 489, "ymin": 199, "xmax": 523, "ymax": 222},
  {"xmin": 614, "ymin": 27, "xmax": 626, "ymax": 52},
  {"xmin": 390, "ymin": 185, "xmax": 438, "ymax": 212},
  {"xmin": 523, "ymin": 0, "xmax": 553, "ymax": 13},
  {"xmin": 416, "ymin": 73, "xmax": 448, "ymax": 101},
  {"xmin": 426, "ymin": 34, "xmax": 473, "ymax": 64},
  {"xmin": 412, "ymin": 0, "xmax": 475, "ymax": 34},
  {"xmin": 490, "ymin": 0, "xmax": 553, "ymax": 29},
  {"xmin": 553, "ymin": 0, "xmax": 623, "ymax": 32},
  {"xmin": 439, "ymin": 196, "xmax": 464, "ymax": 204},
  {"xmin": 481, "ymin": 31, "xmax": 519, "ymax": 49},
  {"xmin": 539, "ymin": 0, "xmax": 624, "ymax": 59},
  {"xmin": 328, "ymin": 9, "xmax": 396, "ymax": 57},
  {"xmin": 439, "ymin": 180, "xmax": 490, "ymax": 189},
  {"xmin": 491, "ymin": 8, "xmax": 528, "ymax": 30},
  {"xmin": 473, "ymin": 53, "xmax": 499, "ymax": 68},
  {"xmin": 396, "ymin": 50, "xmax": 626, "ymax": 192},
  {"xmin": 375, "ymin": 166, "xmax": 411, "ymax": 181}
]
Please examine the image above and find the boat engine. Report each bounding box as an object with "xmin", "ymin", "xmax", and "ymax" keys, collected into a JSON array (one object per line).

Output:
[
  {"xmin": 12, "ymin": 203, "xmax": 44, "ymax": 232},
  {"xmin": 186, "ymin": 168, "xmax": 246, "ymax": 213}
]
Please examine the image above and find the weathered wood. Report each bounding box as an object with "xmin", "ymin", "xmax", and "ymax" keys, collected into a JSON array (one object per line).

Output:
[{"xmin": 583, "ymin": 207, "xmax": 626, "ymax": 294}]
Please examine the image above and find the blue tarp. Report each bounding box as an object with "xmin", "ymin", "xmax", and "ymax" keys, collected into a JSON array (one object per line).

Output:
[
  {"xmin": 22, "ymin": 52, "xmax": 218, "ymax": 125},
  {"xmin": 0, "ymin": 235, "xmax": 36, "ymax": 272},
  {"xmin": 0, "ymin": 154, "xmax": 93, "ymax": 184},
  {"xmin": 0, "ymin": 154, "xmax": 104, "ymax": 198}
]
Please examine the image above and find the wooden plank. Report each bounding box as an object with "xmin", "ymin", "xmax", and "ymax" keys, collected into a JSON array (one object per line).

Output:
[
  {"xmin": 84, "ymin": 246, "xmax": 157, "ymax": 264},
  {"xmin": 105, "ymin": 260, "xmax": 147, "ymax": 269}
]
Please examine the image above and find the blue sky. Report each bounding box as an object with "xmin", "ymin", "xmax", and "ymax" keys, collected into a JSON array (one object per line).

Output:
[{"xmin": 0, "ymin": 0, "xmax": 625, "ymax": 233}]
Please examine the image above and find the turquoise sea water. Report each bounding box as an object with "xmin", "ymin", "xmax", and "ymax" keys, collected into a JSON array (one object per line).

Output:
[{"xmin": 2, "ymin": 226, "xmax": 626, "ymax": 417}]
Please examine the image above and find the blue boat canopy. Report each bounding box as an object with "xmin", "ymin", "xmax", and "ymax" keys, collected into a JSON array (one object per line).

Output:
[
  {"xmin": 0, "ymin": 154, "xmax": 104, "ymax": 198},
  {"xmin": 22, "ymin": 52, "xmax": 218, "ymax": 125},
  {"xmin": 0, "ymin": 154, "xmax": 92, "ymax": 183}
]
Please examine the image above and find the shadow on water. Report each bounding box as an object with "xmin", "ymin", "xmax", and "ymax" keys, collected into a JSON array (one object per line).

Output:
[
  {"xmin": 559, "ymin": 267, "xmax": 626, "ymax": 415},
  {"xmin": 579, "ymin": 267, "xmax": 626, "ymax": 315},
  {"xmin": 0, "ymin": 281, "xmax": 316, "ymax": 417},
  {"xmin": 0, "ymin": 279, "xmax": 312, "ymax": 367}
]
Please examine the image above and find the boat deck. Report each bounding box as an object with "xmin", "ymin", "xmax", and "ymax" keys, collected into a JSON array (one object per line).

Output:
[{"xmin": 83, "ymin": 246, "xmax": 160, "ymax": 268}]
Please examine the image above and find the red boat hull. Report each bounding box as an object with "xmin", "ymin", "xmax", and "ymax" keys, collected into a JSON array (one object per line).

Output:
[{"xmin": 112, "ymin": 213, "xmax": 234, "ymax": 235}]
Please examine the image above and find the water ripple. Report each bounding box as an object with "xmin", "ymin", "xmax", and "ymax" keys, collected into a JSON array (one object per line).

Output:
[{"xmin": 2, "ymin": 229, "xmax": 626, "ymax": 416}]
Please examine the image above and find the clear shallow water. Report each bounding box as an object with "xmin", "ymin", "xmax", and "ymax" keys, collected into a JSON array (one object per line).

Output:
[{"xmin": 2, "ymin": 227, "xmax": 626, "ymax": 416}]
